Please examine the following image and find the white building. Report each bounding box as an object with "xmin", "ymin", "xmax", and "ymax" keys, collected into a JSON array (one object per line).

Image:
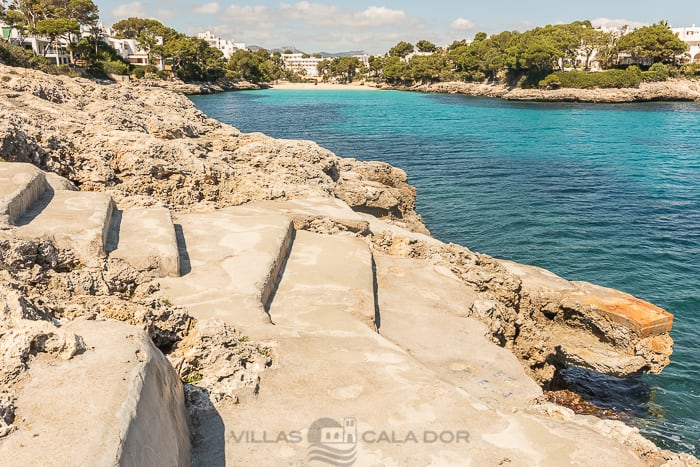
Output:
[
  {"xmin": 105, "ymin": 37, "xmax": 150, "ymax": 66},
  {"xmin": 102, "ymin": 27, "xmax": 163, "ymax": 69},
  {"xmin": 354, "ymin": 53, "xmax": 370, "ymax": 68},
  {"xmin": 1, "ymin": 22, "xmax": 71, "ymax": 65},
  {"xmin": 197, "ymin": 31, "xmax": 245, "ymax": 59},
  {"xmin": 281, "ymin": 53, "xmax": 324, "ymax": 77},
  {"xmin": 672, "ymin": 25, "xmax": 700, "ymax": 63}
]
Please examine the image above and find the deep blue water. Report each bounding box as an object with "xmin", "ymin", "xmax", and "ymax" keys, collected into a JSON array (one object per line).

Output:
[{"xmin": 190, "ymin": 89, "xmax": 700, "ymax": 455}]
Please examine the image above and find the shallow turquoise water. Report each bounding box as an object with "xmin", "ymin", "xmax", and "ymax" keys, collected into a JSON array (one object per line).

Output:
[{"xmin": 191, "ymin": 89, "xmax": 700, "ymax": 455}]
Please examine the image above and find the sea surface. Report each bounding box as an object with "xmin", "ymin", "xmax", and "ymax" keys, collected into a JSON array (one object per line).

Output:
[{"xmin": 190, "ymin": 89, "xmax": 700, "ymax": 455}]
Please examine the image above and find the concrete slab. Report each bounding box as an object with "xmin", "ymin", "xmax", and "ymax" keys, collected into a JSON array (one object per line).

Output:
[
  {"xmin": 374, "ymin": 254, "xmax": 542, "ymax": 411},
  {"xmin": 108, "ymin": 207, "xmax": 180, "ymax": 277},
  {"xmin": 159, "ymin": 207, "xmax": 294, "ymax": 328},
  {"xmin": 0, "ymin": 319, "xmax": 190, "ymax": 467},
  {"xmin": 0, "ymin": 162, "xmax": 47, "ymax": 227},
  {"xmin": 13, "ymin": 190, "xmax": 114, "ymax": 267},
  {"xmin": 267, "ymin": 230, "xmax": 377, "ymax": 332}
]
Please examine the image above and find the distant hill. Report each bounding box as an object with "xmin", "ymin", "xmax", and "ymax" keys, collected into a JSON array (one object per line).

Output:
[
  {"xmin": 318, "ymin": 50, "xmax": 366, "ymax": 58},
  {"xmin": 247, "ymin": 46, "xmax": 368, "ymax": 57},
  {"xmin": 247, "ymin": 45, "xmax": 303, "ymax": 54}
]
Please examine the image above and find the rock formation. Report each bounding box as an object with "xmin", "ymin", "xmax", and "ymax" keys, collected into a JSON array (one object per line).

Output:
[
  {"xmin": 386, "ymin": 79, "xmax": 700, "ymax": 103},
  {"xmin": 0, "ymin": 63, "xmax": 696, "ymax": 465}
]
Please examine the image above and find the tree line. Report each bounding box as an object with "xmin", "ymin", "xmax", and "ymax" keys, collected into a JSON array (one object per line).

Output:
[
  {"xmin": 361, "ymin": 21, "xmax": 695, "ymax": 88},
  {"xmin": 0, "ymin": 3, "xmax": 292, "ymax": 82},
  {"xmin": 1, "ymin": 7, "xmax": 698, "ymax": 87}
]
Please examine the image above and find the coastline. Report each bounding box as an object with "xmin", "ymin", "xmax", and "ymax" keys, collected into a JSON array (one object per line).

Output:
[
  {"xmin": 182, "ymin": 76, "xmax": 700, "ymax": 103},
  {"xmin": 0, "ymin": 63, "xmax": 697, "ymax": 464},
  {"xmin": 380, "ymin": 79, "xmax": 700, "ymax": 103},
  {"xmin": 269, "ymin": 81, "xmax": 381, "ymax": 91}
]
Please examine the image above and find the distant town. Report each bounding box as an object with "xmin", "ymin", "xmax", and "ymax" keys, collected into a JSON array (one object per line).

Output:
[{"xmin": 1, "ymin": 9, "xmax": 699, "ymax": 90}]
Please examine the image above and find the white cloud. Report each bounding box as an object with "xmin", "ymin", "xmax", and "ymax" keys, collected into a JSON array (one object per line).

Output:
[
  {"xmin": 197, "ymin": 3, "xmax": 421, "ymax": 53},
  {"xmin": 157, "ymin": 9, "xmax": 178, "ymax": 20},
  {"xmin": 193, "ymin": 2, "xmax": 220, "ymax": 15},
  {"xmin": 591, "ymin": 17, "xmax": 648, "ymax": 31},
  {"xmin": 280, "ymin": 2, "xmax": 339, "ymax": 25},
  {"xmin": 450, "ymin": 17, "xmax": 475, "ymax": 31},
  {"xmin": 223, "ymin": 5, "xmax": 273, "ymax": 28},
  {"xmin": 111, "ymin": 1, "xmax": 147, "ymax": 19},
  {"xmin": 280, "ymin": 2, "xmax": 411, "ymax": 28},
  {"xmin": 357, "ymin": 6, "xmax": 407, "ymax": 27}
]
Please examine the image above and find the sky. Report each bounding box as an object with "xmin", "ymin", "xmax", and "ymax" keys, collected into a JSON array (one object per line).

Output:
[{"xmin": 96, "ymin": 1, "xmax": 698, "ymax": 54}]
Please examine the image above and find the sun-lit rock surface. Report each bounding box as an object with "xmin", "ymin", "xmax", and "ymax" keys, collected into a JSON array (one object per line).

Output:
[{"xmin": 0, "ymin": 63, "xmax": 696, "ymax": 465}]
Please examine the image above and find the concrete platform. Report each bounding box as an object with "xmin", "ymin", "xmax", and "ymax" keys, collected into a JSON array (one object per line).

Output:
[
  {"xmin": 195, "ymin": 243, "xmax": 645, "ymax": 466},
  {"xmin": 0, "ymin": 162, "xmax": 47, "ymax": 227},
  {"xmin": 108, "ymin": 207, "xmax": 180, "ymax": 277},
  {"xmin": 159, "ymin": 207, "xmax": 294, "ymax": 328},
  {"xmin": 13, "ymin": 190, "xmax": 113, "ymax": 267},
  {"xmin": 0, "ymin": 319, "xmax": 190, "ymax": 467}
]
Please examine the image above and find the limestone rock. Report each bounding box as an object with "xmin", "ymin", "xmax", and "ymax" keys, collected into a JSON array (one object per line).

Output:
[
  {"xmin": 386, "ymin": 79, "xmax": 700, "ymax": 103},
  {"xmin": 0, "ymin": 64, "xmax": 423, "ymax": 230}
]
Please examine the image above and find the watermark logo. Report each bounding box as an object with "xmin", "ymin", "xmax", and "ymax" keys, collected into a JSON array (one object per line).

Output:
[{"xmin": 307, "ymin": 417, "xmax": 358, "ymax": 466}]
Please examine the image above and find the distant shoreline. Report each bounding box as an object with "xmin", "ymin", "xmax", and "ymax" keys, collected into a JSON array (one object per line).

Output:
[
  {"xmin": 262, "ymin": 79, "xmax": 700, "ymax": 103},
  {"xmin": 269, "ymin": 82, "xmax": 381, "ymax": 91}
]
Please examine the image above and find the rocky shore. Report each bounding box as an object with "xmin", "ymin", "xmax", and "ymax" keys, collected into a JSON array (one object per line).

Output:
[
  {"xmin": 0, "ymin": 63, "xmax": 697, "ymax": 465},
  {"xmin": 382, "ymin": 79, "xmax": 700, "ymax": 103}
]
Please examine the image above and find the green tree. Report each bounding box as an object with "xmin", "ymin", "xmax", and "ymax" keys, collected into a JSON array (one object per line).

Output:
[
  {"xmin": 2, "ymin": 9, "xmax": 26, "ymax": 38},
  {"xmin": 415, "ymin": 39, "xmax": 436, "ymax": 53},
  {"xmin": 382, "ymin": 55, "xmax": 409, "ymax": 84},
  {"xmin": 316, "ymin": 58, "xmax": 330, "ymax": 80},
  {"xmin": 616, "ymin": 22, "xmax": 688, "ymax": 65},
  {"xmin": 34, "ymin": 17, "xmax": 78, "ymax": 64},
  {"xmin": 580, "ymin": 27, "xmax": 610, "ymax": 70},
  {"xmin": 389, "ymin": 41, "xmax": 414, "ymax": 58},
  {"xmin": 408, "ymin": 54, "xmax": 445, "ymax": 84},
  {"xmin": 367, "ymin": 55, "xmax": 383, "ymax": 79},
  {"xmin": 328, "ymin": 56, "xmax": 360, "ymax": 83}
]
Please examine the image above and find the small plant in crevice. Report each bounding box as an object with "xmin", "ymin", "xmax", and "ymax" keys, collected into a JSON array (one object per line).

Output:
[
  {"xmin": 161, "ymin": 298, "xmax": 173, "ymax": 307},
  {"xmin": 183, "ymin": 372, "xmax": 203, "ymax": 384}
]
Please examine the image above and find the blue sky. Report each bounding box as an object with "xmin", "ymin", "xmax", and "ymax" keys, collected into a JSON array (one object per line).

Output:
[{"xmin": 96, "ymin": 1, "xmax": 697, "ymax": 53}]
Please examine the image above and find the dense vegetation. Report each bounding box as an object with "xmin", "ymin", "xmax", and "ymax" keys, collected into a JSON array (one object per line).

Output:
[
  {"xmin": 364, "ymin": 21, "xmax": 693, "ymax": 89},
  {"xmin": 0, "ymin": 3, "xmax": 291, "ymax": 82}
]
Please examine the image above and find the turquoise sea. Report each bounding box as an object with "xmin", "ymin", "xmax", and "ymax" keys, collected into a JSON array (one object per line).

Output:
[{"xmin": 190, "ymin": 89, "xmax": 700, "ymax": 455}]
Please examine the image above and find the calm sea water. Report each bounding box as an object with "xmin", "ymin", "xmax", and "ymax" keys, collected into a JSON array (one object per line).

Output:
[{"xmin": 190, "ymin": 89, "xmax": 700, "ymax": 455}]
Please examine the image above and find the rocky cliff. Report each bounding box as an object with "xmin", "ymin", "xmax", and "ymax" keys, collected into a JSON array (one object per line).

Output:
[{"xmin": 0, "ymin": 63, "xmax": 695, "ymax": 465}]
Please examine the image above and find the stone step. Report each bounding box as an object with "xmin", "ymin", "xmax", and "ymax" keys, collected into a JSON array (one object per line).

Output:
[
  {"xmin": 373, "ymin": 254, "xmax": 542, "ymax": 411},
  {"xmin": 0, "ymin": 162, "xmax": 48, "ymax": 227},
  {"xmin": 266, "ymin": 230, "xmax": 377, "ymax": 332},
  {"xmin": 0, "ymin": 319, "xmax": 190, "ymax": 466},
  {"xmin": 197, "ymin": 241, "xmax": 645, "ymax": 466},
  {"xmin": 107, "ymin": 207, "xmax": 180, "ymax": 277},
  {"xmin": 13, "ymin": 189, "xmax": 114, "ymax": 267},
  {"xmin": 158, "ymin": 206, "xmax": 294, "ymax": 328}
]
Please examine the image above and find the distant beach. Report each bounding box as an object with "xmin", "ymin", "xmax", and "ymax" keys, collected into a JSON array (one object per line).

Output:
[{"xmin": 270, "ymin": 82, "xmax": 381, "ymax": 91}]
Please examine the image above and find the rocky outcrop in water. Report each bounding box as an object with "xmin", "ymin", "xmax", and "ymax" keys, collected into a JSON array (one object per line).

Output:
[{"xmin": 386, "ymin": 79, "xmax": 700, "ymax": 103}]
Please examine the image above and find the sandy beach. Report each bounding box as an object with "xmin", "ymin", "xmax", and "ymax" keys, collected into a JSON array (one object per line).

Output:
[{"xmin": 269, "ymin": 81, "xmax": 381, "ymax": 90}]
